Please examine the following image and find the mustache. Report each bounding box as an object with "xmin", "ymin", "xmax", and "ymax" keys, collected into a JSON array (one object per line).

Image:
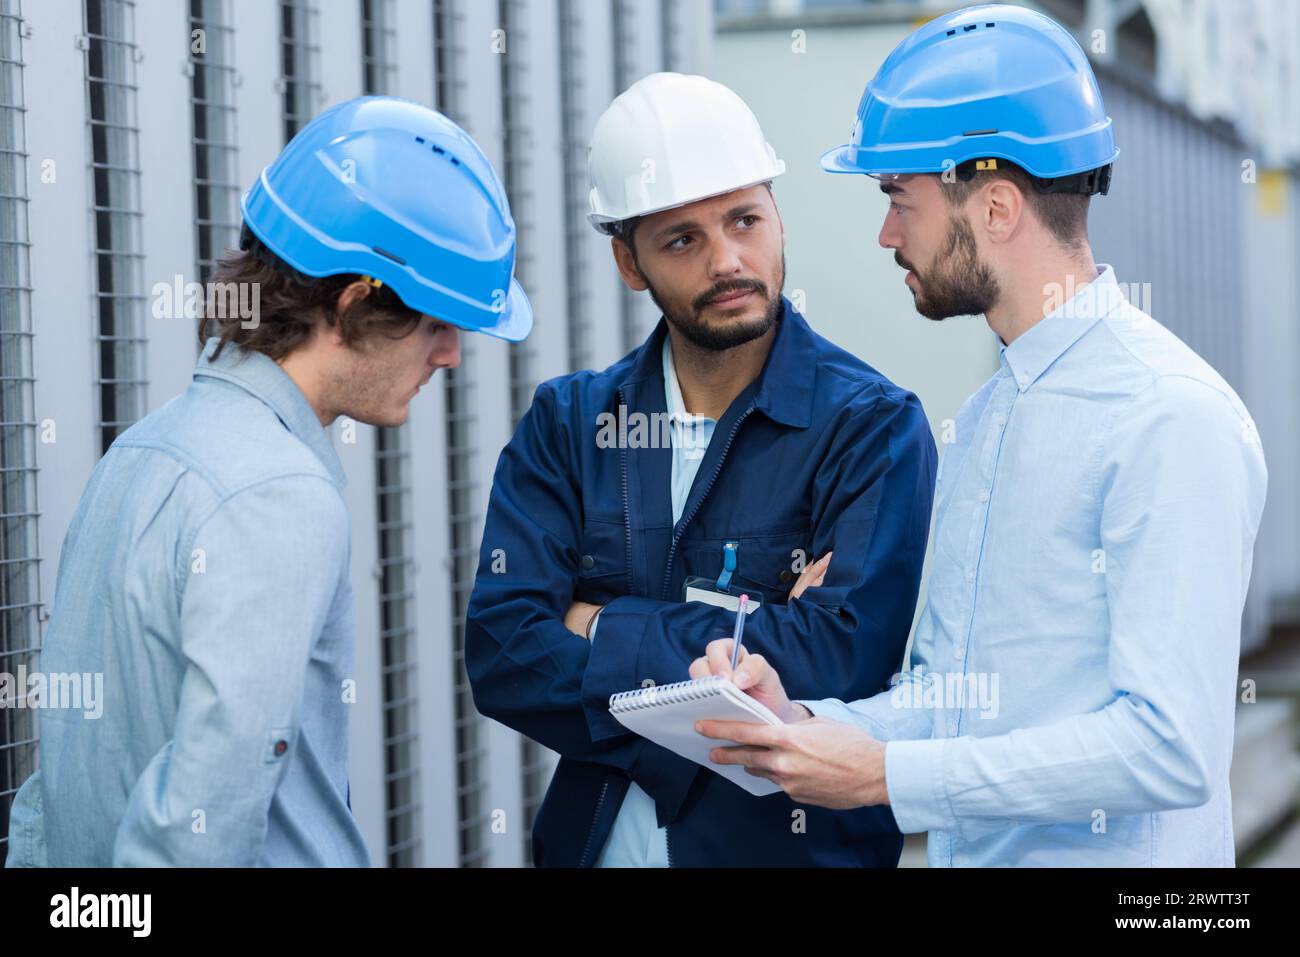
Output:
[
  {"xmin": 692, "ymin": 278, "xmax": 768, "ymax": 312},
  {"xmin": 894, "ymin": 250, "xmax": 918, "ymax": 274}
]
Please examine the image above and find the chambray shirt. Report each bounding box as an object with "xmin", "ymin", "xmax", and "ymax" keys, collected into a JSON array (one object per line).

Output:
[
  {"xmin": 798, "ymin": 265, "xmax": 1267, "ymax": 866},
  {"xmin": 5, "ymin": 338, "xmax": 370, "ymax": 867},
  {"xmin": 592, "ymin": 336, "xmax": 716, "ymax": 867}
]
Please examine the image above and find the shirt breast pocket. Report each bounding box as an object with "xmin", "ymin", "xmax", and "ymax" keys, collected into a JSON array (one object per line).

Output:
[
  {"xmin": 686, "ymin": 532, "xmax": 811, "ymax": 607},
  {"xmin": 574, "ymin": 519, "xmax": 628, "ymax": 603}
]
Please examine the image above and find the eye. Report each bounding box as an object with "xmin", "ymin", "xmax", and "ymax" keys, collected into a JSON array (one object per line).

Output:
[
  {"xmin": 666, "ymin": 234, "xmax": 694, "ymax": 251},
  {"xmin": 736, "ymin": 214, "xmax": 760, "ymax": 228}
]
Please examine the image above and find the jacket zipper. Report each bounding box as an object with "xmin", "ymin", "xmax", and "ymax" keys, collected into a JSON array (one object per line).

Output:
[
  {"xmin": 662, "ymin": 402, "xmax": 754, "ymax": 869},
  {"xmin": 589, "ymin": 393, "xmax": 751, "ymax": 869},
  {"xmin": 660, "ymin": 403, "xmax": 755, "ymax": 600},
  {"xmin": 619, "ymin": 390, "xmax": 634, "ymax": 596},
  {"xmin": 578, "ymin": 391, "xmax": 635, "ymax": 869},
  {"xmin": 578, "ymin": 778, "xmax": 610, "ymax": 867}
]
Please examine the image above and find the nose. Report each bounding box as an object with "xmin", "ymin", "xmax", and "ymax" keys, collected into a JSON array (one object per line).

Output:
[
  {"xmin": 878, "ymin": 211, "xmax": 900, "ymax": 251},
  {"xmin": 433, "ymin": 326, "xmax": 461, "ymax": 370},
  {"xmin": 706, "ymin": 233, "xmax": 744, "ymax": 280}
]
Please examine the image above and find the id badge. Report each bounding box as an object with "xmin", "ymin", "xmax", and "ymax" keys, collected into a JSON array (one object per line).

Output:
[{"xmin": 682, "ymin": 541, "xmax": 762, "ymax": 612}]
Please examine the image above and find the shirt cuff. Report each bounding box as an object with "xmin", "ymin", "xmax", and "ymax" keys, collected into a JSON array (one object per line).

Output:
[
  {"xmin": 794, "ymin": 697, "xmax": 889, "ymax": 739},
  {"xmin": 884, "ymin": 737, "xmax": 955, "ymax": 834},
  {"xmin": 795, "ymin": 698, "xmax": 846, "ymax": 722}
]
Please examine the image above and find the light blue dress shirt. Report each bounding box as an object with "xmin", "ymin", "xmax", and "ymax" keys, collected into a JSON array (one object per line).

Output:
[
  {"xmin": 5, "ymin": 338, "xmax": 370, "ymax": 867},
  {"xmin": 798, "ymin": 265, "xmax": 1267, "ymax": 866},
  {"xmin": 592, "ymin": 336, "xmax": 716, "ymax": 867}
]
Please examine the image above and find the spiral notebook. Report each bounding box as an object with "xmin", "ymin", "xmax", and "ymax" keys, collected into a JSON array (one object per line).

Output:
[{"xmin": 608, "ymin": 675, "xmax": 785, "ymax": 796}]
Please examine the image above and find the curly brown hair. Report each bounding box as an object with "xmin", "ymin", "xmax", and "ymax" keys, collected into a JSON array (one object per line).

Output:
[{"xmin": 199, "ymin": 229, "xmax": 424, "ymax": 362}]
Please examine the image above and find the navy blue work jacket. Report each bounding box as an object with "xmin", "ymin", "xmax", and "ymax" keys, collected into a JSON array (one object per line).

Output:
[{"xmin": 466, "ymin": 298, "xmax": 937, "ymax": 866}]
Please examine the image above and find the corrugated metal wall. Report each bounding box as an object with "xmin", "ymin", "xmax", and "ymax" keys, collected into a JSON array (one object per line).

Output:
[
  {"xmin": 0, "ymin": 0, "xmax": 39, "ymax": 862},
  {"xmin": 0, "ymin": 0, "xmax": 711, "ymax": 866}
]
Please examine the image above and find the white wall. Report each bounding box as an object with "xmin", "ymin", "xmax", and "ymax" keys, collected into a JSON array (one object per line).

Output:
[{"xmin": 713, "ymin": 23, "xmax": 1001, "ymax": 449}]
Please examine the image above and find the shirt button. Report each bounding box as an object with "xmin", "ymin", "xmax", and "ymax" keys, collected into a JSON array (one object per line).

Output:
[
  {"xmin": 580, "ymin": 555, "xmax": 595, "ymax": 571},
  {"xmin": 274, "ymin": 740, "xmax": 288, "ymax": 757},
  {"xmin": 978, "ymin": 489, "xmax": 989, "ymax": 503},
  {"xmin": 1018, "ymin": 374, "xmax": 1028, "ymax": 386},
  {"xmin": 778, "ymin": 569, "xmax": 793, "ymax": 584},
  {"xmin": 966, "ymin": 570, "xmax": 975, "ymax": 583},
  {"xmin": 954, "ymin": 646, "xmax": 964, "ymax": 661},
  {"xmin": 993, "ymin": 414, "xmax": 1007, "ymax": 428}
]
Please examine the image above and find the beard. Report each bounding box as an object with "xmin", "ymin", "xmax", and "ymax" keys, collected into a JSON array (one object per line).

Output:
[
  {"xmin": 897, "ymin": 214, "xmax": 999, "ymax": 321},
  {"xmin": 644, "ymin": 253, "xmax": 786, "ymax": 352}
]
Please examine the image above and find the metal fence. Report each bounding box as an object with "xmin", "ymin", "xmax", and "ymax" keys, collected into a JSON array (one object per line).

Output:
[{"xmin": 2, "ymin": 0, "xmax": 709, "ymax": 867}]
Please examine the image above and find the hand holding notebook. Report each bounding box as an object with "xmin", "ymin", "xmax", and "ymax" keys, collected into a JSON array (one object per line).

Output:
[{"xmin": 607, "ymin": 674, "xmax": 786, "ymax": 796}]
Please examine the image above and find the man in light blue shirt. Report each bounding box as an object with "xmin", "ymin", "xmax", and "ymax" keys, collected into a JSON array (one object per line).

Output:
[
  {"xmin": 5, "ymin": 97, "xmax": 530, "ymax": 866},
  {"xmin": 701, "ymin": 259, "xmax": 1266, "ymax": 866},
  {"xmin": 694, "ymin": 6, "xmax": 1267, "ymax": 866}
]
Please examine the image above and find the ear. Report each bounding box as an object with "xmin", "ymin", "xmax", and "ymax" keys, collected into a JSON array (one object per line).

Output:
[
  {"xmin": 611, "ymin": 237, "xmax": 649, "ymax": 292},
  {"xmin": 982, "ymin": 179, "xmax": 1024, "ymax": 244},
  {"xmin": 322, "ymin": 280, "xmax": 373, "ymax": 346},
  {"xmin": 335, "ymin": 280, "xmax": 372, "ymax": 316}
]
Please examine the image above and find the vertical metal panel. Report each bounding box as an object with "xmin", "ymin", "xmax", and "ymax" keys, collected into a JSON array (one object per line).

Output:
[
  {"xmin": 388, "ymin": 0, "xmax": 459, "ymax": 869},
  {"xmin": 563, "ymin": 0, "xmax": 623, "ymax": 371},
  {"xmin": 374, "ymin": 423, "xmax": 421, "ymax": 866},
  {"xmin": 433, "ymin": 0, "xmax": 524, "ymax": 868},
  {"xmin": 0, "ymin": 0, "xmax": 39, "ymax": 856},
  {"xmin": 279, "ymin": 0, "xmax": 321, "ymax": 142},
  {"xmin": 500, "ymin": 0, "xmax": 569, "ymax": 866},
  {"xmin": 459, "ymin": 0, "xmax": 522, "ymax": 870},
  {"xmin": 26, "ymin": 0, "xmax": 97, "ymax": 662},
  {"xmin": 188, "ymin": 0, "xmax": 241, "ymax": 287},
  {"xmin": 500, "ymin": 0, "xmax": 537, "ymax": 423},
  {"xmin": 359, "ymin": 0, "xmax": 423, "ymax": 869},
  {"xmin": 619, "ymin": 0, "xmax": 665, "ymax": 349},
  {"xmin": 84, "ymin": 0, "xmax": 146, "ymax": 454},
  {"xmin": 185, "ymin": 0, "xmax": 239, "ymax": 382},
  {"xmin": 361, "ymin": 0, "xmax": 397, "ymax": 96},
  {"xmin": 137, "ymin": 0, "xmax": 197, "ymax": 406},
  {"xmin": 231, "ymin": 0, "xmax": 280, "ymax": 191}
]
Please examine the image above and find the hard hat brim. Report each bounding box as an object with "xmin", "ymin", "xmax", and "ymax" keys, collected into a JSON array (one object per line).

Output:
[
  {"xmin": 469, "ymin": 277, "xmax": 533, "ymax": 343},
  {"xmin": 586, "ymin": 167, "xmax": 786, "ymax": 235},
  {"xmin": 820, "ymin": 142, "xmax": 1120, "ymax": 180}
]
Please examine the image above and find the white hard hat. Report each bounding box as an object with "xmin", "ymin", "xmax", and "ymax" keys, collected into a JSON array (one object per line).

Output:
[{"xmin": 586, "ymin": 73, "xmax": 786, "ymax": 235}]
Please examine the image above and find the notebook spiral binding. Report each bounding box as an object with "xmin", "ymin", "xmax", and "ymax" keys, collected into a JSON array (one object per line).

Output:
[{"xmin": 608, "ymin": 675, "xmax": 729, "ymax": 713}]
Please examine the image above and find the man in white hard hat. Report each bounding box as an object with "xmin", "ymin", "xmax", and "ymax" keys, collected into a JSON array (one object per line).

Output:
[{"xmin": 466, "ymin": 73, "xmax": 938, "ymax": 867}]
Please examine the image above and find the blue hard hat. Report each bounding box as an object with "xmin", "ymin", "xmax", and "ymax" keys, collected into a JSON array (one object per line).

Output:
[
  {"xmin": 241, "ymin": 95, "xmax": 532, "ymax": 341},
  {"xmin": 821, "ymin": 4, "xmax": 1118, "ymax": 190}
]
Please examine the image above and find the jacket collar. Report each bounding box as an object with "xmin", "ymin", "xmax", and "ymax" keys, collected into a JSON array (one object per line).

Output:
[
  {"xmin": 617, "ymin": 296, "xmax": 817, "ymax": 428},
  {"xmin": 194, "ymin": 337, "xmax": 347, "ymax": 488},
  {"xmin": 999, "ymin": 264, "xmax": 1125, "ymax": 393}
]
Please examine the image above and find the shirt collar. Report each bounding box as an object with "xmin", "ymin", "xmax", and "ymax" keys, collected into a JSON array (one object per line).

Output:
[
  {"xmin": 999, "ymin": 264, "xmax": 1125, "ymax": 392},
  {"xmin": 661, "ymin": 336, "xmax": 716, "ymax": 424},
  {"xmin": 193, "ymin": 337, "xmax": 347, "ymax": 488},
  {"xmin": 621, "ymin": 296, "xmax": 817, "ymax": 429}
]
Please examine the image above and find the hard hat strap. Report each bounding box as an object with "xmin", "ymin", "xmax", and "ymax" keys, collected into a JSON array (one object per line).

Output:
[{"xmin": 954, "ymin": 159, "xmax": 1112, "ymax": 196}]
